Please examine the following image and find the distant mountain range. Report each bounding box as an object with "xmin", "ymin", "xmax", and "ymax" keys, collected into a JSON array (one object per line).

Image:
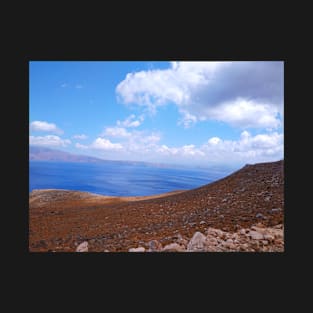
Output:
[
  {"xmin": 29, "ymin": 146, "xmax": 108, "ymax": 163},
  {"xmin": 29, "ymin": 145, "xmax": 238, "ymax": 172},
  {"xmin": 29, "ymin": 146, "xmax": 172, "ymax": 167}
]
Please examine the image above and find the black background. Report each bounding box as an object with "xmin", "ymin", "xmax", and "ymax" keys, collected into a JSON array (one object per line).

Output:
[{"xmin": 5, "ymin": 2, "xmax": 304, "ymax": 309}]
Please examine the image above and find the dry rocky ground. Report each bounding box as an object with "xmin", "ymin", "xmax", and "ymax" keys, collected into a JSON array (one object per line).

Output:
[{"xmin": 29, "ymin": 160, "xmax": 284, "ymax": 252}]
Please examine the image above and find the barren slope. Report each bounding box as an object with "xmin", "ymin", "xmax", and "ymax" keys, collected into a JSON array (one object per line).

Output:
[{"xmin": 29, "ymin": 160, "xmax": 284, "ymax": 252}]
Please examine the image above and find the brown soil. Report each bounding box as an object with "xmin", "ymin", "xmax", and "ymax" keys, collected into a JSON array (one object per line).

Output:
[{"xmin": 29, "ymin": 160, "xmax": 284, "ymax": 252}]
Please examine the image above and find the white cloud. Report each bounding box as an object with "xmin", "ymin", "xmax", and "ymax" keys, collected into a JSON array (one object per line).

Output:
[
  {"xmin": 178, "ymin": 111, "xmax": 198, "ymax": 128},
  {"xmin": 181, "ymin": 144, "xmax": 205, "ymax": 156},
  {"xmin": 90, "ymin": 138, "xmax": 123, "ymax": 151},
  {"xmin": 30, "ymin": 121, "xmax": 63, "ymax": 134},
  {"xmin": 75, "ymin": 84, "xmax": 83, "ymax": 89},
  {"xmin": 201, "ymin": 131, "xmax": 283, "ymax": 164},
  {"xmin": 72, "ymin": 127, "xmax": 282, "ymax": 165},
  {"xmin": 208, "ymin": 137, "xmax": 221, "ymax": 145},
  {"xmin": 102, "ymin": 127, "xmax": 131, "ymax": 138},
  {"xmin": 72, "ymin": 134, "xmax": 88, "ymax": 140},
  {"xmin": 29, "ymin": 135, "xmax": 71, "ymax": 147},
  {"xmin": 137, "ymin": 133, "xmax": 160, "ymax": 145},
  {"xmin": 152, "ymin": 131, "xmax": 283, "ymax": 165},
  {"xmin": 117, "ymin": 114, "xmax": 144, "ymax": 128},
  {"xmin": 61, "ymin": 83, "xmax": 68, "ymax": 88},
  {"xmin": 75, "ymin": 143, "xmax": 88, "ymax": 149},
  {"xmin": 205, "ymin": 98, "xmax": 281, "ymax": 129},
  {"xmin": 116, "ymin": 61, "xmax": 283, "ymax": 129}
]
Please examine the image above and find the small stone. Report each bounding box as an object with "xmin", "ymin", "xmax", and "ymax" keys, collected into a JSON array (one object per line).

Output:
[
  {"xmin": 248, "ymin": 231, "xmax": 264, "ymax": 240},
  {"xmin": 264, "ymin": 196, "xmax": 271, "ymax": 201},
  {"xmin": 205, "ymin": 237, "xmax": 218, "ymax": 246},
  {"xmin": 148, "ymin": 240, "xmax": 162, "ymax": 252},
  {"xmin": 162, "ymin": 243, "xmax": 185, "ymax": 252},
  {"xmin": 273, "ymin": 224, "xmax": 283, "ymax": 229},
  {"xmin": 129, "ymin": 247, "xmax": 145, "ymax": 252},
  {"xmin": 76, "ymin": 241, "xmax": 88, "ymax": 252},
  {"xmin": 240, "ymin": 243, "xmax": 249, "ymax": 251},
  {"xmin": 264, "ymin": 234, "xmax": 275, "ymax": 242},
  {"xmin": 256, "ymin": 213, "xmax": 266, "ymax": 219},
  {"xmin": 239, "ymin": 229, "xmax": 246, "ymax": 235},
  {"xmin": 271, "ymin": 208, "xmax": 282, "ymax": 213},
  {"xmin": 200, "ymin": 221, "xmax": 206, "ymax": 225}
]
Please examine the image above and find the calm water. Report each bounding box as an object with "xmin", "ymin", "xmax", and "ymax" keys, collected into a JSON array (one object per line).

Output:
[{"xmin": 29, "ymin": 161, "xmax": 232, "ymax": 197}]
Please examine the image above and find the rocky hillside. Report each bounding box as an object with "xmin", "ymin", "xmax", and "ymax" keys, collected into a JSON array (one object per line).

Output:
[{"xmin": 29, "ymin": 160, "xmax": 284, "ymax": 252}]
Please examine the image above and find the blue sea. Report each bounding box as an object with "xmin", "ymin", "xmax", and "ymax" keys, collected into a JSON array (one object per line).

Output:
[{"xmin": 29, "ymin": 161, "xmax": 233, "ymax": 197}]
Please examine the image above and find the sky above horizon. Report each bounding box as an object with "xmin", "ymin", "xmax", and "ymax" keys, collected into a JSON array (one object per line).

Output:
[{"xmin": 29, "ymin": 61, "xmax": 284, "ymax": 168}]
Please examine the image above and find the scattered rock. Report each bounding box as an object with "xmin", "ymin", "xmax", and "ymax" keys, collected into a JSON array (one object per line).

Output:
[
  {"xmin": 256, "ymin": 213, "xmax": 266, "ymax": 219},
  {"xmin": 271, "ymin": 208, "xmax": 282, "ymax": 213},
  {"xmin": 76, "ymin": 241, "xmax": 88, "ymax": 252},
  {"xmin": 187, "ymin": 232, "xmax": 207, "ymax": 251},
  {"xmin": 129, "ymin": 247, "xmax": 145, "ymax": 252},
  {"xmin": 264, "ymin": 234, "xmax": 275, "ymax": 242},
  {"xmin": 162, "ymin": 243, "xmax": 185, "ymax": 252},
  {"xmin": 248, "ymin": 231, "xmax": 264, "ymax": 240},
  {"xmin": 148, "ymin": 240, "xmax": 163, "ymax": 252}
]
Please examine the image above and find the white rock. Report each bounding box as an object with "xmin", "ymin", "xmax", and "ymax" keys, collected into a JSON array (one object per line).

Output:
[
  {"xmin": 248, "ymin": 231, "xmax": 264, "ymax": 240},
  {"xmin": 239, "ymin": 229, "xmax": 247, "ymax": 235},
  {"xmin": 162, "ymin": 243, "xmax": 185, "ymax": 252},
  {"xmin": 187, "ymin": 231, "xmax": 207, "ymax": 251},
  {"xmin": 129, "ymin": 247, "xmax": 146, "ymax": 252},
  {"xmin": 76, "ymin": 241, "xmax": 88, "ymax": 252},
  {"xmin": 264, "ymin": 234, "xmax": 275, "ymax": 242},
  {"xmin": 205, "ymin": 236, "xmax": 218, "ymax": 246}
]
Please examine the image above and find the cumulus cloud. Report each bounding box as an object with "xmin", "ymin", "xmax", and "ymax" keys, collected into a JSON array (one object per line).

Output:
[
  {"xmin": 116, "ymin": 61, "xmax": 283, "ymax": 129},
  {"xmin": 102, "ymin": 127, "xmax": 131, "ymax": 138},
  {"xmin": 72, "ymin": 127, "xmax": 282, "ymax": 165},
  {"xmin": 208, "ymin": 137, "xmax": 221, "ymax": 145},
  {"xmin": 90, "ymin": 138, "xmax": 123, "ymax": 151},
  {"xmin": 30, "ymin": 121, "xmax": 63, "ymax": 134},
  {"xmin": 152, "ymin": 131, "xmax": 283, "ymax": 165},
  {"xmin": 72, "ymin": 134, "xmax": 88, "ymax": 140},
  {"xmin": 117, "ymin": 114, "xmax": 144, "ymax": 128},
  {"xmin": 29, "ymin": 135, "xmax": 71, "ymax": 147},
  {"xmin": 202, "ymin": 131, "xmax": 283, "ymax": 164}
]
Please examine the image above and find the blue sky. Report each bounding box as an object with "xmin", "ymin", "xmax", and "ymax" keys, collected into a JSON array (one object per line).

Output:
[{"xmin": 29, "ymin": 61, "xmax": 284, "ymax": 167}]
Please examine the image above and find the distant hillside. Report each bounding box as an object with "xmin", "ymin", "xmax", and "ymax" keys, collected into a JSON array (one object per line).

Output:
[{"xmin": 29, "ymin": 146, "xmax": 106, "ymax": 163}]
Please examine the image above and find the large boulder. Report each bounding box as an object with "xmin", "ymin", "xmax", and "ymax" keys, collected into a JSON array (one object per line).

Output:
[{"xmin": 187, "ymin": 231, "xmax": 207, "ymax": 251}]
